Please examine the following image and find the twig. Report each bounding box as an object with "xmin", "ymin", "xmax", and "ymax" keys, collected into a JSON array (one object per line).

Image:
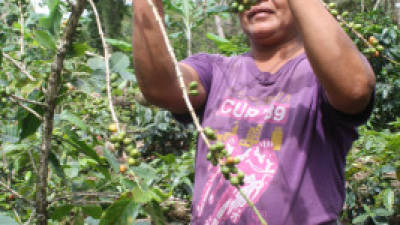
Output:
[
  {"xmin": 24, "ymin": 210, "xmax": 35, "ymax": 225},
  {"xmin": 10, "ymin": 94, "xmax": 47, "ymax": 107},
  {"xmin": 18, "ymin": 0, "xmax": 24, "ymax": 56},
  {"xmin": 85, "ymin": 51, "xmax": 103, "ymax": 58},
  {"xmin": 0, "ymin": 180, "xmax": 34, "ymax": 205},
  {"xmin": 88, "ymin": 0, "xmax": 120, "ymax": 132},
  {"xmin": 10, "ymin": 98, "xmax": 43, "ymax": 121},
  {"xmin": 13, "ymin": 208, "xmax": 23, "ymax": 225},
  {"xmin": 238, "ymin": 189, "xmax": 267, "ymax": 225},
  {"xmin": 2, "ymin": 53, "xmax": 35, "ymax": 81},
  {"xmin": 144, "ymin": 0, "xmax": 267, "ymax": 224},
  {"xmin": 27, "ymin": 149, "xmax": 38, "ymax": 174}
]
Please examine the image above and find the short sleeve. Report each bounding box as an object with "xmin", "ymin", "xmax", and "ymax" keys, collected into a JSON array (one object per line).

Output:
[
  {"xmin": 173, "ymin": 53, "xmax": 221, "ymax": 124},
  {"xmin": 181, "ymin": 53, "xmax": 221, "ymax": 93},
  {"xmin": 319, "ymin": 84, "xmax": 375, "ymax": 127}
]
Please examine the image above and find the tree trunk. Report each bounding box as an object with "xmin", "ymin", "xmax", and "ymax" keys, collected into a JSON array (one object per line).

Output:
[{"xmin": 35, "ymin": 1, "xmax": 86, "ymax": 224}]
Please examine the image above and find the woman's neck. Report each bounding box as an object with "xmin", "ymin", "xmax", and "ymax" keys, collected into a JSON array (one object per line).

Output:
[{"xmin": 250, "ymin": 36, "xmax": 304, "ymax": 73}]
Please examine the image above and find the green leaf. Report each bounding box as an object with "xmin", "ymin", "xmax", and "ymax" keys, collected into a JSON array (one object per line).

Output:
[
  {"xmin": 105, "ymin": 38, "xmax": 132, "ymax": 52},
  {"xmin": 88, "ymin": 57, "xmax": 105, "ymax": 70},
  {"xmin": 60, "ymin": 110, "xmax": 89, "ymax": 132},
  {"xmin": 39, "ymin": 0, "xmax": 62, "ymax": 34},
  {"xmin": 110, "ymin": 52, "xmax": 130, "ymax": 73},
  {"xmin": 383, "ymin": 189, "xmax": 395, "ymax": 211},
  {"xmin": 131, "ymin": 186, "xmax": 155, "ymax": 204},
  {"xmin": 132, "ymin": 163, "xmax": 158, "ymax": 186},
  {"xmin": 352, "ymin": 214, "xmax": 369, "ymax": 224},
  {"xmin": 373, "ymin": 208, "xmax": 392, "ymax": 217},
  {"xmin": 206, "ymin": 33, "xmax": 230, "ymax": 44},
  {"xmin": 143, "ymin": 201, "xmax": 168, "ymax": 225},
  {"xmin": 50, "ymin": 205, "xmax": 74, "ymax": 220},
  {"xmin": 33, "ymin": 30, "xmax": 56, "ymax": 51},
  {"xmin": 72, "ymin": 43, "xmax": 90, "ymax": 57},
  {"xmin": 17, "ymin": 90, "xmax": 44, "ymax": 140},
  {"xmin": 82, "ymin": 205, "xmax": 103, "ymax": 219},
  {"xmin": 99, "ymin": 198, "xmax": 139, "ymax": 225},
  {"xmin": 64, "ymin": 128, "xmax": 100, "ymax": 161},
  {"xmin": 103, "ymin": 148, "xmax": 120, "ymax": 172},
  {"xmin": 49, "ymin": 151, "xmax": 66, "ymax": 179}
]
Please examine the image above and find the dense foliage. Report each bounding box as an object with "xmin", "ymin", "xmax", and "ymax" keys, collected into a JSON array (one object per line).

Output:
[{"xmin": 0, "ymin": 0, "xmax": 399, "ymax": 224}]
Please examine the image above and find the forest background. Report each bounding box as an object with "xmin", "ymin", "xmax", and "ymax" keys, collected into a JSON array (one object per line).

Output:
[{"xmin": 0, "ymin": 0, "xmax": 399, "ymax": 224}]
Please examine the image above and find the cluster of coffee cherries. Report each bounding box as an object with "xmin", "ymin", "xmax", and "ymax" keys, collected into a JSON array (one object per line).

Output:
[
  {"xmin": 204, "ymin": 127, "xmax": 245, "ymax": 187},
  {"xmin": 109, "ymin": 124, "xmax": 141, "ymax": 169},
  {"xmin": 326, "ymin": 2, "xmax": 385, "ymax": 58},
  {"xmin": 229, "ymin": 0, "xmax": 257, "ymax": 13}
]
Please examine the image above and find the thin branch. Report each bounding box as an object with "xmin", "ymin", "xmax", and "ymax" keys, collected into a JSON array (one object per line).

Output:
[
  {"xmin": 0, "ymin": 180, "xmax": 34, "ymax": 205},
  {"xmin": 321, "ymin": 1, "xmax": 400, "ymax": 66},
  {"xmin": 2, "ymin": 53, "xmax": 35, "ymax": 81},
  {"xmin": 88, "ymin": 0, "xmax": 120, "ymax": 132},
  {"xmin": 374, "ymin": 0, "xmax": 383, "ymax": 10},
  {"xmin": 27, "ymin": 149, "xmax": 38, "ymax": 174},
  {"xmin": 10, "ymin": 98, "xmax": 43, "ymax": 121},
  {"xmin": 13, "ymin": 208, "xmax": 23, "ymax": 225},
  {"xmin": 18, "ymin": 0, "xmax": 24, "ymax": 55},
  {"xmin": 85, "ymin": 51, "xmax": 103, "ymax": 58},
  {"xmin": 24, "ymin": 210, "xmax": 35, "ymax": 225},
  {"xmin": 10, "ymin": 94, "xmax": 47, "ymax": 107}
]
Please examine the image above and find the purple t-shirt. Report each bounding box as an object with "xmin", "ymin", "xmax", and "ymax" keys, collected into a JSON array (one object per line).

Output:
[{"xmin": 180, "ymin": 52, "xmax": 372, "ymax": 225}]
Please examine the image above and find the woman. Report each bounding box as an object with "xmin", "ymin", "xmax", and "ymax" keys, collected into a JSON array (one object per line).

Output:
[{"xmin": 133, "ymin": 0, "xmax": 375, "ymax": 224}]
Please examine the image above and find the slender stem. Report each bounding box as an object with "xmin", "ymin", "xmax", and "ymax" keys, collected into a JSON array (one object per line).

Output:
[
  {"xmin": 87, "ymin": 0, "xmax": 120, "ymax": 132},
  {"xmin": 18, "ymin": 0, "xmax": 24, "ymax": 56},
  {"xmin": 24, "ymin": 210, "xmax": 35, "ymax": 225},
  {"xmin": 10, "ymin": 98, "xmax": 43, "ymax": 121},
  {"xmin": 10, "ymin": 94, "xmax": 47, "ymax": 107},
  {"xmin": 27, "ymin": 149, "xmax": 38, "ymax": 174},
  {"xmin": 13, "ymin": 208, "xmax": 23, "ymax": 225},
  {"xmin": 238, "ymin": 188, "xmax": 267, "ymax": 225},
  {"xmin": 2, "ymin": 53, "xmax": 35, "ymax": 81}
]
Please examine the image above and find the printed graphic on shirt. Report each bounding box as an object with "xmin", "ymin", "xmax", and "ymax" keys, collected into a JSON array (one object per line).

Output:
[
  {"xmin": 197, "ymin": 91, "xmax": 291, "ymax": 224},
  {"xmin": 195, "ymin": 135, "xmax": 278, "ymax": 225}
]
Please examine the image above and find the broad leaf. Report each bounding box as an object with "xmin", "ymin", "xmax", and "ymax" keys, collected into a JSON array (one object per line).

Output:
[
  {"xmin": 63, "ymin": 128, "xmax": 100, "ymax": 161},
  {"xmin": 143, "ymin": 201, "xmax": 168, "ymax": 225},
  {"xmin": 82, "ymin": 205, "xmax": 102, "ymax": 219},
  {"xmin": 110, "ymin": 52, "xmax": 130, "ymax": 73},
  {"xmin": 33, "ymin": 30, "xmax": 56, "ymax": 51},
  {"xmin": 60, "ymin": 110, "xmax": 89, "ymax": 132},
  {"xmin": 105, "ymin": 38, "xmax": 132, "ymax": 52},
  {"xmin": 50, "ymin": 205, "xmax": 74, "ymax": 220},
  {"xmin": 99, "ymin": 198, "xmax": 140, "ymax": 225},
  {"xmin": 49, "ymin": 151, "xmax": 66, "ymax": 179}
]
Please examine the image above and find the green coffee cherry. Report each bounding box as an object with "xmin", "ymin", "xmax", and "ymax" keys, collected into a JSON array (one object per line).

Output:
[
  {"xmin": 204, "ymin": 127, "xmax": 217, "ymax": 141},
  {"xmin": 189, "ymin": 90, "xmax": 199, "ymax": 96},
  {"xmin": 189, "ymin": 81, "xmax": 198, "ymax": 90}
]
